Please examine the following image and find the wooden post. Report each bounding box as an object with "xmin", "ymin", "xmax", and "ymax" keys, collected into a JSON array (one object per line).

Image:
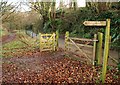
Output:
[
  {"xmin": 102, "ymin": 19, "xmax": 110, "ymax": 83},
  {"xmin": 56, "ymin": 30, "xmax": 59, "ymax": 50},
  {"xmin": 95, "ymin": 32, "xmax": 103, "ymax": 65},
  {"xmin": 65, "ymin": 31, "xmax": 69, "ymax": 51},
  {"xmin": 53, "ymin": 33, "xmax": 56, "ymax": 51},
  {"xmin": 93, "ymin": 34, "xmax": 97, "ymax": 65},
  {"xmin": 39, "ymin": 33, "xmax": 42, "ymax": 52}
]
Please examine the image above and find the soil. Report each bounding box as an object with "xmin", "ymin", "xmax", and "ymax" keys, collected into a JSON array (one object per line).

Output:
[{"xmin": 1, "ymin": 33, "xmax": 16, "ymax": 44}]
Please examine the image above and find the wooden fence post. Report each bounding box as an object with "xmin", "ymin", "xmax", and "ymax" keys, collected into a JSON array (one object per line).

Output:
[
  {"xmin": 93, "ymin": 34, "xmax": 97, "ymax": 65},
  {"xmin": 65, "ymin": 31, "xmax": 69, "ymax": 51},
  {"xmin": 95, "ymin": 32, "xmax": 103, "ymax": 65},
  {"xmin": 53, "ymin": 33, "xmax": 56, "ymax": 51},
  {"xmin": 102, "ymin": 19, "xmax": 111, "ymax": 83},
  {"xmin": 56, "ymin": 30, "xmax": 59, "ymax": 50},
  {"xmin": 39, "ymin": 33, "xmax": 42, "ymax": 52}
]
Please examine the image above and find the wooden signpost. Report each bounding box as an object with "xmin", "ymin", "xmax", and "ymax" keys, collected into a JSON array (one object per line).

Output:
[
  {"xmin": 83, "ymin": 19, "xmax": 110, "ymax": 83},
  {"xmin": 83, "ymin": 21, "xmax": 106, "ymax": 26},
  {"xmin": 101, "ymin": 19, "xmax": 110, "ymax": 83}
]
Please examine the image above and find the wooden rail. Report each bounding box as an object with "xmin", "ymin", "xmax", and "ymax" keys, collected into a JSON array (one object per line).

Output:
[
  {"xmin": 65, "ymin": 31, "xmax": 99, "ymax": 64},
  {"xmin": 65, "ymin": 31, "xmax": 104, "ymax": 65},
  {"xmin": 67, "ymin": 42, "xmax": 93, "ymax": 48},
  {"xmin": 70, "ymin": 37, "xmax": 98, "ymax": 42},
  {"xmin": 109, "ymin": 56, "xmax": 119, "ymax": 64},
  {"xmin": 69, "ymin": 37, "xmax": 92, "ymax": 62}
]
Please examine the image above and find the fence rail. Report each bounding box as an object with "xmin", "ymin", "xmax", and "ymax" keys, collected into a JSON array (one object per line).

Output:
[
  {"xmin": 70, "ymin": 37, "xmax": 98, "ymax": 42},
  {"xmin": 67, "ymin": 42, "xmax": 93, "ymax": 48}
]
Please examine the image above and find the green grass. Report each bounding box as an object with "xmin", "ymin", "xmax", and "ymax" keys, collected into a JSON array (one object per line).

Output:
[
  {"xmin": 2, "ymin": 30, "xmax": 39, "ymax": 58},
  {"xmin": 16, "ymin": 30, "xmax": 38, "ymax": 45},
  {"xmin": 3, "ymin": 40, "xmax": 27, "ymax": 50},
  {"xmin": 0, "ymin": 28, "xmax": 8, "ymax": 36},
  {"xmin": 2, "ymin": 39, "xmax": 27, "ymax": 57}
]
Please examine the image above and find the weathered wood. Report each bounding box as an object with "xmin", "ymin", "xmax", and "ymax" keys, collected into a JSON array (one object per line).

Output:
[
  {"xmin": 70, "ymin": 37, "xmax": 98, "ymax": 42},
  {"xmin": 83, "ymin": 21, "xmax": 106, "ymax": 26},
  {"xmin": 40, "ymin": 33, "xmax": 42, "ymax": 52},
  {"xmin": 109, "ymin": 55, "xmax": 119, "ymax": 64},
  {"xmin": 69, "ymin": 38, "xmax": 92, "ymax": 62},
  {"xmin": 41, "ymin": 48, "xmax": 53, "ymax": 51},
  {"xmin": 65, "ymin": 31, "xmax": 69, "ymax": 51},
  {"xmin": 93, "ymin": 34, "xmax": 97, "ymax": 65},
  {"xmin": 95, "ymin": 32, "xmax": 103, "ymax": 65},
  {"xmin": 41, "ymin": 34, "xmax": 53, "ymax": 36},
  {"xmin": 56, "ymin": 30, "xmax": 59, "ymax": 50},
  {"xmin": 53, "ymin": 33, "xmax": 56, "ymax": 51},
  {"xmin": 40, "ymin": 33, "xmax": 56, "ymax": 52},
  {"xmin": 68, "ymin": 42, "xmax": 93, "ymax": 48},
  {"xmin": 102, "ymin": 19, "xmax": 111, "ymax": 83}
]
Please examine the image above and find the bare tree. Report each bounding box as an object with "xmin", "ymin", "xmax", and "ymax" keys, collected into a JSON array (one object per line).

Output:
[{"xmin": 0, "ymin": 1, "xmax": 20, "ymax": 23}]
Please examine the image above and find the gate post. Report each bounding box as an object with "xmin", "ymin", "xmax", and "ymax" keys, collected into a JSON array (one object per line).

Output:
[
  {"xmin": 65, "ymin": 31, "xmax": 69, "ymax": 51},
  {"xmin": 56, "ymin": 30, "xmax": 59, "ymax": 50},
  {"xmin": 39, "ymin": 33, "xmax": 42, "ymax": 52},
  {"xmin": 102, "ymin": 19, "xmax": 111, "ymax": 83},
  {"xmin": 95, "ymin": 32, "xmax": 103, "ymax": 65},
  {"xmin": 93, "ymin": 34, "xmax": 97, "ymax": 65},
  {"xmin": 53, "ymin": 33, "xmax": 56, "ymax": 51}
]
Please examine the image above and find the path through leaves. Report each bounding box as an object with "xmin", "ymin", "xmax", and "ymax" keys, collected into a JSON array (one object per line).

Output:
[{"xmin": 2, "ymin": 49, "xmax": 119, "ymax": 84}]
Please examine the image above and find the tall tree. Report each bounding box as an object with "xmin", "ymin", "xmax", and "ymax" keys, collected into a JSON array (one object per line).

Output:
[
  {"xmin": 73, "ymin": 0, "xmax": 77, "ymax": 10},
  {"xmin": 28, "ymin": 0, "xmax": 57, "ymax": 31},
  {"xmin": 0, "ymin": 1, "xmax": 20, "ymax": 23},
  {"xmin": 69, "ymin": 0, "xmax": 77, "ymax": 10}
]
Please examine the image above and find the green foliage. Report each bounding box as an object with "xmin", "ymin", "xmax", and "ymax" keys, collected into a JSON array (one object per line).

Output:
[
  {"xmin": 41, "ymin": 7, "xmax": 119, "ymax": 51},
  {"xmin": 3, "ymin": 40, "xmax": 26, "ymax": 50},
  {"xmin": 57, "ymin": 7, "xmax": 119, "ymax": 50},
  {"xmin": 43, "ymin": 20, "xmax": 52, "ymax": 33},
  {"xmin": 69, "ymin": 30, "xmax": 77, "ymax": 37},
  {"xmin": 0, "ymin": 28, "xmax": 8, "ymax": 36},
  {"xmin": 118, "ymin": 63, "xmax": 120, "ymax": 72}
]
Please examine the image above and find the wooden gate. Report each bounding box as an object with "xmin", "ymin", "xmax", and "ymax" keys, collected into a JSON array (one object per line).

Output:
[
  {"xmin": 65, "ymin": 31, "xmax": 103, "ymax": 65},
  {"xmin": 40, "ymin": 33, "xmax": 56, "ymax": 52}
]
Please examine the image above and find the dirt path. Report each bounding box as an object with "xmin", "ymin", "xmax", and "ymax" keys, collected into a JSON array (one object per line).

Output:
[
  {"xmin": 1, "ymin": 33, "xmax": 16, "ymax": 44},
  {"xmin": 2, "ymin": 49, "xmax": 119, "ymax": 83}
]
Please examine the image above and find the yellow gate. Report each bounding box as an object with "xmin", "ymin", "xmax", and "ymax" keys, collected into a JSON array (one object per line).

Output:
[{"xmin": 40, "ymin": 33, "xmax": 56, "ymax": 52}]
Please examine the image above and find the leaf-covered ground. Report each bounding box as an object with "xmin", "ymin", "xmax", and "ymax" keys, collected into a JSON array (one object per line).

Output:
[{"xmin": 2, "ymin": 48, "xmax": 120, "ymax": 84}]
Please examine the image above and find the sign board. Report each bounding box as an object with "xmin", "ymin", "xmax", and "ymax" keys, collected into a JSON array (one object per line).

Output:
[{"xmin": 83, "ymin": 21, "xmax": 106, "ymax": 26}]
